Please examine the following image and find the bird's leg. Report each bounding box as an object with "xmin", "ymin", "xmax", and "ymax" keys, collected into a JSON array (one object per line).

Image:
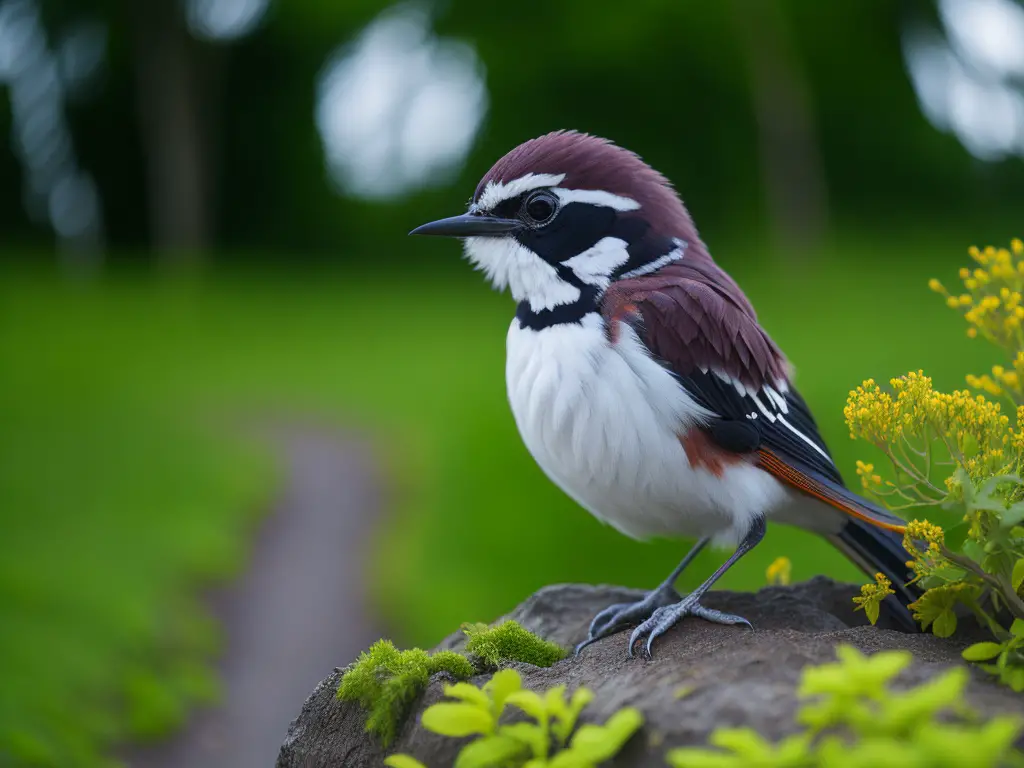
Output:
[
  {"xmin": 627, "ymin": 516, "xmax": 766, "ymax": 659},
  {"xmin": 574, "ymin": 536, "xmax": 711, "ymax": 657}
]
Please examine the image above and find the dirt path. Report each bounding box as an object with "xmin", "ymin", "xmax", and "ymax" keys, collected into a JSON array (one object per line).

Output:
[{"xmin": 124, "ymin": 430, "xmax": 387, "ymax": 768}]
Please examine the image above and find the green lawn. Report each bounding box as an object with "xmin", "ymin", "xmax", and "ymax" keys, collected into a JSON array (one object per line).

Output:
[{"xmin": 0, "ymin": 235, "xmax": 1000, "ymax": 766}]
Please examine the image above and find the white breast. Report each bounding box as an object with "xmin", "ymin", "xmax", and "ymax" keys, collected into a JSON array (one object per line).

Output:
[{"xmin": 505, "ymin": 313, "xmax": 790, "ymax": 545}]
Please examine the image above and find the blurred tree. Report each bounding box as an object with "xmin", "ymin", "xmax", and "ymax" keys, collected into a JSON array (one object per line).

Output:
[
  {"xmin": 2, "ymin": 0, "xmax": 1023, "ymax": 262},
  {"xmin": 128, "ymin": 0, "xmax": 220, "ymax": 263},
  {"xmin": 729, "ymin": 0, "xmax": 828, "ymax": 255}
]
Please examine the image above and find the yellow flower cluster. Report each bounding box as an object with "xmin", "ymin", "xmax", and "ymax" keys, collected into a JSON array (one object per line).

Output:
[
  {"xmin": 966, "ymin": 351, "xmax": 1024, "ymax": 401},
  {"xmin": 905, "ymin": 519, "xmax": 945, "ymax": 545},
  {"xmin": 1013, "ymin": 405, "xmax": 1024, "ymax": 454},
  {"xmin": 930, "ymin": 239, "xmax": 1024, "ymax": 346},
  {"xmin": 904, "ymin": 519, "xmax": 947, "ymax": 581},
  {"xmin": 845, "ymin": 371, "xmax": 1019, "ymax": 483},
  {"xmin": 854, "ymin": 460, "xmax": 883, "ymax": 492},
  {"xmin": 852, "ymin": 573, "xmax": 895, "ymax": 625},
  {"xmin": 844, "ymin": 378, "xmax": 895, "ymax": 445},
  {"xmin": 765, "ymin": 556, "xmax": 792, "ymax": 587}
]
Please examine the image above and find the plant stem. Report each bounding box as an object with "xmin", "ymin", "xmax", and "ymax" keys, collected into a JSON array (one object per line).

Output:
[{"xmin": 942, "ymin": 546, "xmax": 1024, "ymax": 620}]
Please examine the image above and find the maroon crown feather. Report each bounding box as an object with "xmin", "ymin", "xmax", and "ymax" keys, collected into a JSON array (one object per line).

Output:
[{"xmin": 475, "ymin": 130, "xmax": 702, "ymax": 246}]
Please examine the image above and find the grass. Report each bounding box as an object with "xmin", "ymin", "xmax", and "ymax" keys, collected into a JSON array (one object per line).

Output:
[{"xmin": 0, "ymin": 233, "xmax": 999, "ymax": 765}]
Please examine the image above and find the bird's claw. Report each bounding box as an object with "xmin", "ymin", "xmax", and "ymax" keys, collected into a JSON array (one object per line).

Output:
[
  {"xmin": 627, "ymin": 597, "xmax": 752, "ymax": 660},
  {"xmin": 574, "ymin": 585, "xmax": 680, "ymax": 658}
]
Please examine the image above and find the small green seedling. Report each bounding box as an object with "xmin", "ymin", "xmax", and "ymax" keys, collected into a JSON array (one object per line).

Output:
[
  {"xmin": 666, "ymin": 644, "xmax": 1024, "ymax": 768},
  {"xmin": 388, "ymin": 668, "xmax": 643, "ymax": 768},
  {"xmin": 963, "ymin": 618, "xmax": 1024, "ymax": 692}
]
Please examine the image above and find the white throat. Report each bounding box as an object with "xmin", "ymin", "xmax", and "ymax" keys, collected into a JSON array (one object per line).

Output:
[
  {"xmin": 463, "ymin": 236, "xmax": 580, "ymax": 312},
  {"xmin": 463, "ymin": 236, "xmax": 632, "ymax": 312}
]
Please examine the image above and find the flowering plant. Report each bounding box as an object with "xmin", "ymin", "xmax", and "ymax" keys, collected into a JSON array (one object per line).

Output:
[{"xmin": 845, "ymin": 239, "xmax": 1024, "ymax": 689}]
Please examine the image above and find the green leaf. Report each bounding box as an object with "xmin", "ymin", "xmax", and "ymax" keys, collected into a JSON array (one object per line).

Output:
[
  {"xmin": 920, "ymin": 564, "xmax": 968, "ymax": 587},
  {"xmin": 961, "ymin": 539, "xmax": 987, "ymax": 565},
  {"xmin": 932, "ymin": 609, "xmax": 957, "ymax": 638},
  {"xmin": 553, "ymin": 687, "xmax": 594, "ymax": 744},
  {"xmin": 1006, "ymin": 667, "xmax": 1024, "ymax": 692},
  {"xmin": 384, "ymin": 755, "xmax": 428, "ymax": 768},
  {"xmin": 1000, "ymin": 503, "xmax": 1024, "ymax": 529},
  {"xmin": 420, "ymin": 703, "xmax": 494, "ymax": 737},
  {"xmin": 485, "ymin": 668, "xmax": 521, "ymax": 719},
  {"xmin": 568, "ymin": 708, "xmax": 643, "ymax": 762},
  {"xmin": 547, "ymin": 752, "xmax": 593, "ymax": 768},
  {"xmin": 1013, "ymin": 618, "xmax": 1024, "ymax": 637},
  {"xmin": 910, "ymin": 586, "xmax": 965, "ymax": 637},
  {"xmin": 453, "ymin": 735, "xmax": 527, "ymax": 768},
  {"xmin": 499, "ymin": 722, "xmax": 549, "ymax": 759},
  {"xmin": 544, "ymin": 684, "xmax": 569, "ymax": 723},
  {"xmin": 665, "ymin": 746, "xmax": 742, "ymax": 767},
  {"xmin": 1012, "ymin": 560, "xmax": 1024, "ymax": 592},
  {"xmin": 708, "ymin": 727, "xmax": 772, "ymax": 757},
  {"xmin": 443, "ymin": 682, "xmax": 491, "ymax": 709},
  {"xmin": 864, "ymin": 600, "xmax": 880, "ymax": 626},
  {"xmin": 940, "ymin": 520, "xmax": 971, "ymax": 552},
  {"xmin": 962, "ymin": 642, "xmax": 1004, "ymax": 662},
  {"xmin": 882, "ymin": 667, "xmax": 969, "ymax": 732},
  {"xmin": 506, "ymin": 690, "xmax": 546, "ymax": 722}
]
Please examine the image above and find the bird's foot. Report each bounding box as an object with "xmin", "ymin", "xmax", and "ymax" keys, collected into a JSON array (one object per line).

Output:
[
  {"xmin": 574, "ymin": 584, "xmax": 681, "ymax": 657},
  {"xmin": 627, "ymin": 595, "xmax": 752, "ymax": 660}
]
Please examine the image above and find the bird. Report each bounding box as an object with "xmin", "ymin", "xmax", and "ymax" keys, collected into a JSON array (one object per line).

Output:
[{"xmin": 409, "ymin": 130, "xmax": 918, "ymax": 658}]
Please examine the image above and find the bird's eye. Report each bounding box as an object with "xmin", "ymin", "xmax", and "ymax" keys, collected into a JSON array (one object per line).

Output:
[{"xmin": 523, "ymin": 191, "xmax": 557, "ymax": 225}]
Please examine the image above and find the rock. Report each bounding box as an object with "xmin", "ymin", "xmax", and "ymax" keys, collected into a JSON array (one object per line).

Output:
[{"xmin": 276, "ymin": 577, "xmax": 1023, "ymax": 768}]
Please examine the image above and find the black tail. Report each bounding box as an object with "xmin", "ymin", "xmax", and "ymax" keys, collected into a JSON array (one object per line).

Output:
[{"xmin": 830, "ymin": 517, "xmax": 921, "ymax": 633}]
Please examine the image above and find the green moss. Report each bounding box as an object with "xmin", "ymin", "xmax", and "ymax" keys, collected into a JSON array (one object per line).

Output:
[
  {"xmin": 428, "ymin": 650, "xmax": 477, "ymax": 678},
  {"xmin": 338, "ymin": 622, "xmax": 566, "ymax": 746},
  {"xmin": 462, "ymin": 620, "xmax": 567, "ymax": 668},
  {"xmin": 337, "ymin": 640, "xmax": 474, "ymax": 746}
]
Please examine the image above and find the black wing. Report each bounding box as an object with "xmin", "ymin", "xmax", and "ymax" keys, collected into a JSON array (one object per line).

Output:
[{"xmin": 676, "ymin": 368, "xmax": 845, "ymax": 487}]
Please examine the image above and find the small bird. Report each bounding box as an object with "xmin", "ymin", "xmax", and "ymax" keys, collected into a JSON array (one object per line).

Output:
[{"xmin": 410, "ymin": 130, "xmax": 917, "ymax": 658}]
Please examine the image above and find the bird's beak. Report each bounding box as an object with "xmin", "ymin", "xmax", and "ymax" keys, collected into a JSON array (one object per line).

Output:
[{"xmin": 408, "ymin": 213, "xmax": 521, "ymax": 238}]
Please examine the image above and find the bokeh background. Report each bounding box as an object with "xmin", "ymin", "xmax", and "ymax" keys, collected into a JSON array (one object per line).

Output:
[{"xmin": 3, "ymin": 0, "xmax": 1024, "ymax": 765}]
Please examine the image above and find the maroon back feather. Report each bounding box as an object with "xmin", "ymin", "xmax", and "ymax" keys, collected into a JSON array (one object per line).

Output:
[{"xmin": 602, "ymin": 262, "xmax": 791, "ymax": 392}]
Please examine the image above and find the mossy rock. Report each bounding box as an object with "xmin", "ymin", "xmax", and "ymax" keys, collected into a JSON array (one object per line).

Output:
[{"xmin": 278, "ymin": 578, "xmax": 1024, "ymax": 768}]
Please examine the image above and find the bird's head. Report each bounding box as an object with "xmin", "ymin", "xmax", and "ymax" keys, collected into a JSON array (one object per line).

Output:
[{"xmin": 410, "ymin": 130, "xmax": 706, "ymax": 314}]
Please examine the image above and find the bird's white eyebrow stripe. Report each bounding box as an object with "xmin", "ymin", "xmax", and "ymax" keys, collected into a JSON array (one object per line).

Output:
[
  {"xmin": 551, "ymin": 188, "xmax": 640, "ymax": 211},
  {"xmin": 477, "ymin": 173, "xmax": 566, "ymax": 210},
  {"xmin": 477, "ymin": 174, "xmax": 641, "ymax": 214}
]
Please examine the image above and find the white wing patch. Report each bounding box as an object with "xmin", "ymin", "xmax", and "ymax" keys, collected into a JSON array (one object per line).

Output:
[
  {"xmin": 712, "ymin": 371, "xmax": 830, "ymax": 461},
  {"xmin": 777, "ymin": 414, "xmax": 831, "ymax": 461}
]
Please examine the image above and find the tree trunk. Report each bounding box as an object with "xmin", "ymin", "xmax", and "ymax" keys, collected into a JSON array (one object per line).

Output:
[
  {"xmin": 729, "ymin": 1, "xmax": 828, "ymax": 256},
  {"xmin": 129, "ymin": 0, "xmax": 217, "ymax": 265}
]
